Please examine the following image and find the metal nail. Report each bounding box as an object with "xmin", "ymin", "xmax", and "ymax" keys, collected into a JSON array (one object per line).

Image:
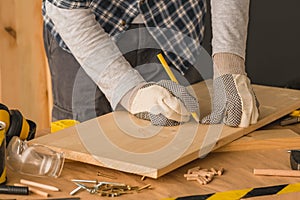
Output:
[
  {"xmin": 74, "ymin": 182, "xmax": 97, "ymax": 194},
  {"xmin": 97, "ymin": 171, "xmax": 117, "ymax": 179},
  {"xmin": 137, "ymin": 184, "xmax": 151, "ymax": 191},
  {"xmin": 69, "ymin": 186, "xmax": 82, "ymax": 195},
  {"xmin": 71, "ymin": 179, "xmax": 98, "ymax": 183}
]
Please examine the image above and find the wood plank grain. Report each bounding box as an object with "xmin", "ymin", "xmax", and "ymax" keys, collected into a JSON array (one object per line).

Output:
[
  {"xmin": 0, "ymin": 0, "xmax": 50, "ymax": 130},
  {"xmin": 31, "ymin": 83, "xmax": 300, "ymax": 178},
  {"xmin": 4, "ymin": 149, "xmax": 300, "ymax": 200}
]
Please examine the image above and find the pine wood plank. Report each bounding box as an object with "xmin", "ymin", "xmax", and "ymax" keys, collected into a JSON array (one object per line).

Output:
[{"xmin": 31, "ymin": 83, "xmax": 300, "ymax": 178}]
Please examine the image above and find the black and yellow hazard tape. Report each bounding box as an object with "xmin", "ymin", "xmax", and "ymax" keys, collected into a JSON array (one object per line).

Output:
[{"xmin": 163, "ymin": 183, "xmax": 300, "ymax": 200}]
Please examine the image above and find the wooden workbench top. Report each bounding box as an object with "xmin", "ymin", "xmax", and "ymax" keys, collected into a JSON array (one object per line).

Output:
[
  {"xmin": 3, "ymin": 147, "xmax": 300, "ymax": 200},
  {"xmin": 3, "ymin": 107, "xmax": 300, "ymax": 199}
]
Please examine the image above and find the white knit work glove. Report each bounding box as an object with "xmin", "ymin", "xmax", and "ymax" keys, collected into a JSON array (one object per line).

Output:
[
  {"xmin": 121, "ymin": 80, "xmax": 199, "ymax": 126},
  {"xmin": 201, "ymin": 53, "xmax": 259, "ymax": 127}
]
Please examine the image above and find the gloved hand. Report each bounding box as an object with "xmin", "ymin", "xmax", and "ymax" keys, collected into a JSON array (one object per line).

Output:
[
  {"xmin": 201, "ymin": 53, "xmax": 259, "ymax": 127},
  {"xmin": 120, "ymin": 80, "xmax": 199, "ymax": 126}
]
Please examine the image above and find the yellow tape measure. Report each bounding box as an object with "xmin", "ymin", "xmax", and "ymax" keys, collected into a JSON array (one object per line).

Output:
[{"xmin": 51, "ymin": 119, "xmax": 79, "ymax": 133}]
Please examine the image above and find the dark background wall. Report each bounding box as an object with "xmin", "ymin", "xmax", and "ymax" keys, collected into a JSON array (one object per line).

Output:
[{"xmin": 202, "ymin": 0, "xmax": 300, "ymax": 89}]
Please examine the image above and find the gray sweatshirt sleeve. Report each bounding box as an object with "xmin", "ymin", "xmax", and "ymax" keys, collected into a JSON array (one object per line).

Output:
[
  {"xmin": 45, "ymin": 2, "xmax": 145, "ymax": 110},
  {"xmin": 211, "ymin": 0, "xmax": 250, "ymax": 59}
]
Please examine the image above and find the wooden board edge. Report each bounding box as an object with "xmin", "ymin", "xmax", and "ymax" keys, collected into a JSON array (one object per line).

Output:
[
  {"xmin": 35, "ymin": 142, "xmax": 160, "ymax": 179},
  {"xmin": 154, "ymin": 102, "xmax": 300, "ymax": 178}
]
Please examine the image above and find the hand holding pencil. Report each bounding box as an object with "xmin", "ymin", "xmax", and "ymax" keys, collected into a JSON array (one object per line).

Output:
[
  {"xmin": 120, "ymin": 53, "xmax": 199, "ymax": 126},
  {"xmin": 157, "ymin": 53, "xmax": 200, "ymax": 123}
]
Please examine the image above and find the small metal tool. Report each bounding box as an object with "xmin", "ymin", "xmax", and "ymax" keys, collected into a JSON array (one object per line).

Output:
[
  {"xmin": 69, "ymin": 186, "xmax": 82, "ymax": 196},
  {"xmin": 290, "ymin": 150, "xmax": 300, "ymax": 170},
  {"xmin": 70, "ymin": 179, "xmax": 151, "ymax": 197},
  {"xmin": 280, "ymin": 109, "xmax": 300, "ymax": 126},
  {"xmin": 96, "ymin": 181, "xmax": 126, "ymax": 186},
  {"xmin": 280, "ymin": 116, "xmax": 300, "ymax": 126},
  {"xmin": 71, "ymin": 179, "xmax": 98, "ymax": 184},
  {"xmin": 74, "ymin": 182, "xmax": 98, "ymax": 194}
]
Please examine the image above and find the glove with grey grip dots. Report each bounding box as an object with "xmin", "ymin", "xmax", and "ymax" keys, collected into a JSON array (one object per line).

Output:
[
  {"xmin": 201, "ymin": 74, "xmax": 259, "ymax": 127},
  {"xmin": 120, "ymin": 80, "xmax": 199, "ymax": 126},
  {"xmin": 201, "ymin": 53, "xmax": 260, "ymax": 127}
]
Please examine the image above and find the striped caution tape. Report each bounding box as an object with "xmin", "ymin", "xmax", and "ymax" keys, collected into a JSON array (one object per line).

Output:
[{"xmin": 163, "ymin": 183, "xmax": 300, "ymax": 200}]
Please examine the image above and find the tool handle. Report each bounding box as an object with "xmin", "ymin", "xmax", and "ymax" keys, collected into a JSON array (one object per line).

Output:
[
  {"xmin": 280, "ymin": 117, "xmax": 300, "ymax": 126},
  {"xmin": 0, "ymin": 185, "xmax": 29, "ymax": 195}
]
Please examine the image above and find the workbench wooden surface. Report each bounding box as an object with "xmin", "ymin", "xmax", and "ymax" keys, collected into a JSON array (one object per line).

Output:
[
  {"xmin": 3, "ymin": 82, "xmax": 300, "ymax": 199},
  {"xmin": 3, "ymin": 150, "xmax": 300, "ymax": 199},
  {"xmin": 30, "ymin": 83, "xmax": 300, "ymax": 179},
  {"xmin": 3, "ymin": 130, "xmax": 300, "ymax": 200}
]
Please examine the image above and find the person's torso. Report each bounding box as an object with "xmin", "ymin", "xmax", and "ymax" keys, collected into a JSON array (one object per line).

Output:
[{"xmin": 43, "ymin": 0, "xmax": 206, "ymax": 73}]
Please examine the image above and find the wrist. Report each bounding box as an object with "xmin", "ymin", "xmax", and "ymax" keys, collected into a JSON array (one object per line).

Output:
[
  {"xmin": 213, "ymin": 53, "xmax": 246, "ymax": 78},
  {"xmin": 119, "ymin": 82, "xmax": 147, "ymax": 111}
]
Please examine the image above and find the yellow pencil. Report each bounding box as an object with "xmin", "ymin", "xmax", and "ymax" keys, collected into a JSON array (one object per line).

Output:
[{"xmin": 157, "ymin": 53, "xmax": 199, "ymax": 122}]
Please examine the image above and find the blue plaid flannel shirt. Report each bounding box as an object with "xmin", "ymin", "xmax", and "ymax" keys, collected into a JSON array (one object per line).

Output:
[{"xmin": 42, "ymin": 0, "xmax": 206, "ymax": 73}]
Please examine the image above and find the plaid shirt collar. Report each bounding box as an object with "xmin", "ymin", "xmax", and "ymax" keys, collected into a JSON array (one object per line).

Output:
[{"xmin": 43, "ymin": 0, "xmax": 206, "ymax": 73}]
